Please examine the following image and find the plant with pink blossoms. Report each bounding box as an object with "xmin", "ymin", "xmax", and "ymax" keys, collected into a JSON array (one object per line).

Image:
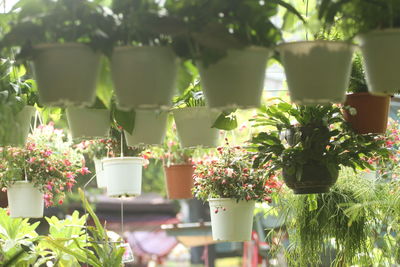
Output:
[
  {"xmin": 193, "ymin": 139, "xmax": 282, "ymax": 202},
  {"xmin": 0, "ymin": 123, "xmax": 88, "ymax": 207}
]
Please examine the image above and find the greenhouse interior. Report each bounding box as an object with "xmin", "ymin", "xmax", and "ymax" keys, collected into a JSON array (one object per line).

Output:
[{"xmin": 1, "ymin": 0, "xmax": 400, "ymax": 266}]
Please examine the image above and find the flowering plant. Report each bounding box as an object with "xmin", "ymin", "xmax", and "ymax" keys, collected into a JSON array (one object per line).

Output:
[
  {"xmin": 193, "ymin": 139, "xmax": 281, "ymax": 203},
  {"xmin": 0, "ymin": 124, "xmax": 89, "ymax": 207}
]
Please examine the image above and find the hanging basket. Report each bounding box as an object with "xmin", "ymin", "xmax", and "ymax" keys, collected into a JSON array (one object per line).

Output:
[
  {"xmin": 66, "ymin": 108, "xmax": 110, "ymax": 139},
  {"xmin": 125, "ymin": 110, "xmax": 167, "ymax": 146},
  {"xmin": 111, "ymin": 46, "xmax": 178, "ymax": 110},
  {"xmin": 164, "ymin": 164, "xmax": 194, "ymax": 199},
  {"xmin": 282, "ymin": 163, "xmax": 339, "ymax": 194},
  {"xmin": 94, "ymin": 158, "xmax": 106, "ymax": 189},
  {"xmin": 209, "ymin": 198, "xmax": 255, "ymax": 242},
  {"xmin": 7, "ymin": 105, "xmax": 35, "ymax": 146},
  {"xmin": 7, "ymin": 181, "xmax": 44, "ymax": 218},
  {"xmin": 358, "ymin": 29, "xmax": 400, "ymax": 95},
  {"xmin": 343, "ymin": 92, "xmax": 390, "ymax": 134},
  {"xmin": 102, "ymin": 157, "xmax": 143, "ymax": 197},
  {"xmin": 32, "ymin": 43, "xmax": 100, "ymax": 106},
  {"xmin": 173, "ymin": 107, "xmax": 219, "ymax": 148},
  {"xmin": 198, "ymin": 46, "xmax": 271, "ymax": 109},
  {"xmin": 278, "ymin": 41, "xmax": 355, "ymax": 105}
]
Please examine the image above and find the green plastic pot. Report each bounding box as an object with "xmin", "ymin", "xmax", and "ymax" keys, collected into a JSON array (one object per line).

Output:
[
  {"xmin": 278, "ymin": 41, "xmax": 355, "ymax": 105},
  {"xmin": 111, "ymin": 46, "xmax": 178, "ymax": 110},
  {"xmin": 209, "ymin": 198, "xmax": 255, "ymax": 242},
  {"xmin": 198, "ymin": 46, "xmax": 271, "ymax": 109},
  {"xmin": 124, "ymin": 110, "xmax": 167, "ymax": 146},
  {"xmin": 173, "ymin": 107, "xmax": 219, "ymax": 148},
  {"xmin": 66, "ymin": 107, "xmax": 110, "ymax": 139},
  {"xmin": 33, "ymin": 43, "xmax": 100, "ymax": 106},
  {"xmin": 7, "ymin": 105, "xmax": 35, "ymax": 146},
  {"xmin": 7, "ymin": 181, "xmax": 44, "ymax": 218},
  {"xmin": 358, "ymin": 29, "xmax": 400, "ymax": 95}
]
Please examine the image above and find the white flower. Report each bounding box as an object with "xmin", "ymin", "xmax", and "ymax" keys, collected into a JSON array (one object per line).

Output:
[
  {"xmin": 349, "ymin": 107, "xmax": 357, "ymax": 116},
  {"xmin": 226, "ymin": 168, "xmax": 234, "ymax": 177},
  {"xmin": 247, "ymin": 184, "xmax": 253, "ymax": 189}
]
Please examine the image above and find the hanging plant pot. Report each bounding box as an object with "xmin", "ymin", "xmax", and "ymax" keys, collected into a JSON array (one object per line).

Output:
[
  {"xmin": 164, "ymin": 164, "xmax": 194, "ymax": 199},
  {"xmin": 278, "ymin": 41, "xmax": 355, "ymax": 105},
  {"xmin": 343, "ymin": 92, "xmax": 390, "ymax": 134},
  {"xmin": 198, "ymin": 46, "xmax": 271, "ymax": 109},
  {"xmin": 102, "ymin": 157, "xmax": 143, "ymax": 197},
  {"xmin": 7, "ymin": 181, "xmax": 44, "ymax": 218},
  {"xmin": 33, "ymin": 43, "xmax": 100, "ymax": 106},
  {"xmin": 173, "ymin": 107, "xmax": 219, "ymax": 148},
  {"xmin": 66, "ymin": 108, "xmax": 110, "ymax": 139},
  {"xmin": 358, "ymin": 30, "xmax": 400, "ymax": 95},
  {"xmin": 111, "ymin": 46, "xmax": 178, "ymax": 110},
  {"xmin": 125, "ymin": 110, "xmax": 167, "ymax": 146},
  {"xmin": 208, "ymin": 198, "xmax": 255, "ymax": 242},
  {"xmin": 7, "ymin": 105, "xmax": 35, "ymax": 146},
  {"xmin": 94, "ymin": 158, "xmax": 106, "ymax": 189},
  {"xmin": 282, "ymin": 163, "xmax": 339, "ymax": 194}
]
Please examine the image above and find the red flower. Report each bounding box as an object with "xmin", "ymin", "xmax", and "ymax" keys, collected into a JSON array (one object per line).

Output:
[{"xmin": 79, "ymin": 167, "xmax": 91, "ymax": 175}]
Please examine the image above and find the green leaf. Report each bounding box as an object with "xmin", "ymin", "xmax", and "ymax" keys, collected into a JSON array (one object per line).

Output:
[
  {"xmin": 212, "ymin": 110, "xmax": 238, "ymax": 131},
  {"xmin": 113, "ymin": 108, "xmax": 135, "ymax": 134}
]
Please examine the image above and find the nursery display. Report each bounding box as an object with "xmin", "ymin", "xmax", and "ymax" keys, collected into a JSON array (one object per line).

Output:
[
  {"xmin": 251, "ymin": 101, "xmax": 390, "ymax": 194},
  {"xmin": 110, "ymin": 0, "xmax": 178, "ymax": 110},
  {"xmin": 193, "ymin": 140, "xmax": 281, "ymax": 241},
  {"xmin": 165, "ymin": 0, "xmax": 302, "ymax": 109},
  {"xmin": 1, "ymin": 0, "xmax": 115, "ymax": 106},
  {"xmin": 0, "ymin": 124, "xmax": 88, "ymax": 217},
  {"xmin": 343, "ymin": 54, "xmax": 390, "ymax": 134}
]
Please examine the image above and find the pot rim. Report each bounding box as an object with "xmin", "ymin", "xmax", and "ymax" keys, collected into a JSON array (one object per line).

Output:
[
  {"xmin": 113, "ymin": 45, "xmax": 173, "ymax": 52},
  {"xmin": 208, "ymin": 198, "xmax": 256, "ymax": 202},
  {"xmin": 34, "ymin": 42, "xmax": 92, "ymax": 50},
  {"xmin": 102, "ymin": 156, "xmax": 144, "ymax": 164},
  {"xmin": 164, "ymin": 164, "xmax": 193, "ymax": 168},
  {"xmin": 277, "ymin": 40, "xmax": 357, "ymax": 50},
  {"xmin": 357, "ymin": 28, "xmax": 400, "ymax": 38}
]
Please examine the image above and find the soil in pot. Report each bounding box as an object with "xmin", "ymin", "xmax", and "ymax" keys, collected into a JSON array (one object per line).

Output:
[
  {"xmin": 164, "ymin": 164, "xmax": 194, "ymax": 199},
  {"xmin": 343, "ymin": 92, "xmax": 390, "ymax": 134},
  {"xmin": 282, "ymin": 163, "xmax": 339, "ymax": 194}
]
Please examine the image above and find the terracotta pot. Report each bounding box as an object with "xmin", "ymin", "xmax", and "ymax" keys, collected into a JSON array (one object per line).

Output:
[
  {"xmin": 282, "ymin": 163, "xmax": 339, "ymax": 194},
  {"xmin": 164, "ymin": 164, "xmax": 194, "ymax": 199},
  {"xmin": 343, "ymin": 92, "xmax": 390, "ymax": 134}
]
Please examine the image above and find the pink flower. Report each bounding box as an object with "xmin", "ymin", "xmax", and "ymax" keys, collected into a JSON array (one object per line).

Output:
[
  {"xmin": 29, "ymin": 157, "xmax": 36, "ymax": 163},
  {"xmin": 63, "ymin": 159, "xmax": 71, "ymax": 166},
  {"xmin": 79, "ymin": 167, "xmax": 91, "ymax": 175},
  {"xmin": 65, "ymin": 172, "xmax": 75, "ymax": 179}
]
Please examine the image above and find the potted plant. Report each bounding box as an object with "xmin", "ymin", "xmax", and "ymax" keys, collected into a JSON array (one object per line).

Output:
[
  {"xmin": 1, "ymin": 0, "xmax": 115, "ymax": 106},
  {"xmin": 66, "ymin": 98, "xmax": 111, "ymax": 139},
  {"xmin": 250, "ymin": 101, "xmax": 390, "ymax": 194},
  {"xmin": 319, "ymin": 0, "xmax": 400, "ymax": 95},
  {"xmin": 343, "ymin": 54, "xmax": 391, "ymax": 134},
  {"xmin": 193, "ymin": 140, "xmax": 281, "ymax": 242},
  {"xmin": 110, "ymin": 0, "xmax": 178, "ymax": 110},
  {"xmin": 0, "ymin": 124, "xmax": 88, "ymax": 218},
  {"xmin": 166, "ymin": 0, "xmax": 302, "ymax": 109}
]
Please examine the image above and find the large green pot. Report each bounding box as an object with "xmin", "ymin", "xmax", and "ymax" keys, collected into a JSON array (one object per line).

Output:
[
  {"xmin": 66, "ymin": 107, "xmax": 110, "ymax": 139},
  {"xmin": 33, "ymin": 43, "xmax": 100, "ymax": 106},
  {"xmin": 111, "ymin": 46, "xmax": 178, "ymax": 110},
  {"xmin": 358, "ymin": 29, "xmax": 400, "ymax": 95},
  {"xmin": 198, "ymin": 46, "xmax": 271, "ymax": 109},
  {"xmin": 278, "ymin": 41, "xmax": 355, "ymax": 105}
]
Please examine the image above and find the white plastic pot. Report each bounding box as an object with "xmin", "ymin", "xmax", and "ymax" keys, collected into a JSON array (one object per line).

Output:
[
  {"xmin": 94, "ymin": 158, "xmax": 106, "ymax": 188},
  {"xmin": 8, "ymin": 105, "xmax": 35, "ymax": 146},
  {"xmin": 358, "ymin": 29, "xmax": 400, "ymax": 95},
  {"xmin": 66, "ymin": 107, "xmax": 110, "ymax": 139},
  {"xmin": 33, "ymin": 43, "xmax": 100, "ymax": 106},
  {"xmin": 172, "ymin": 107, "xmax": 219, "ymax": 148},
  {"xmin": 102, "ymin": 157, "xmax": 144, "ymax": 197},
  {"xmin": 124, "ymin": 110, "xmax": 167, "ymax": 146},
  {"xmin": 198, "ymin": 46, "xmax": 271, "ymax": 109},
  {"xmin": 111, "ymin": 46, "xmax": 178, "ymax": 110},
  {"xmin": 209, "ymin": 198, "xmax": 255, "ymax": 242},
  {"xmin": 7, "ymin": 181, "xmax": 44, "ymax": 218},
  {"xmin": 278, "ymin": 41, "xmax": 355, "ymax": 105}
]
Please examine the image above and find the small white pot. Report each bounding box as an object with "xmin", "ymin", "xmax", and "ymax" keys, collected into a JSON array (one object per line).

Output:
[
  {"xmin": 198, "ymin": 46, "xmax": 271, "ymax": 109},
  {"xmin": 172, "ymin": 107, "xmax": 219, "ymax": 148},
  {"xmin": 7, "ymin": 181, "xmax": 44, "ymax": 218},
  {"xmin": 358, "ymin": 29, "xmax": 400, "ymax": 95},
  {"xmin": 278, "ymin": 41, "xmax": 355, "ymax": 104},
  {"xmin": 66, "ymin": 108, "xmax": 110, "ymax": 139},
  {"xmin": 102, "ymin": 157, "xmax": 143, "ymax": 197},
  {"xmin": 8, "ymin": 105, "xmax": 36, "ymax": 146},
  {"xmin": 124, "ymin": 110, "xmax": 167, "ymax": 146},
  {"xmin": 111, "ymin": 46, "xmax": 178, "ymax": 110},
  {"xmin": 94, "ymin": 158, "xmax": 106, "ymax": 188},
  {"xmin": 209, "ymin": 198, "xmax": 255, "ymax": 242},
  {"xmin": 33, "ymin": 43, "xmax": 100, "ymax": 106}
]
